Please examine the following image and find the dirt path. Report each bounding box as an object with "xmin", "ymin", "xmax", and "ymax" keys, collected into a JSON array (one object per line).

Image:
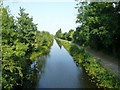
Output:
[{"xmin": 67, "ymin": 41, "xmax": 120, "ymax": 79}]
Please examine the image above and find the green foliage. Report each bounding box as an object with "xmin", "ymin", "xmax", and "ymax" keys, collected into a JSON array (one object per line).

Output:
[
  {"xmin": 2, "ymin": 6, "xmax": 53, "ymax": 89},
  {"xmin": 55, "ymin": 29, "xmax": 74, "ymax": 41},
  {"xmin": 55, "ymin": 28, "xmax": 63, "ymax": 39},
  {"xmin": 17, "ymin": 7, "xmax": 38, "ymax": 51},
  {"xmin": 73, "ymin": 2, "xmax": 120, "ymax": 55},
  {"xmin": 57, "ymin": 38, "xmax": 120, "ymax": 88},
  {"xmin": 56, "ymin": 38, "xmax": 63, "ymax": 48},
  {"xmin": 35, "ymin": 31, "xmax": 53, "ymax": 48}
]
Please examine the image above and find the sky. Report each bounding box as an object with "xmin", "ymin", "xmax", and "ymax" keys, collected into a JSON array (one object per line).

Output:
[{"xmin": 3, "ymin": 0, "xmax": 79, "ymax": 35}]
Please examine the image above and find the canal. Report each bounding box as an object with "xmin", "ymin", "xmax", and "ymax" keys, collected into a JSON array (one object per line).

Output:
[{"xmin": 31, "ymin": 39, "xmax": 96, "ymax": 88}]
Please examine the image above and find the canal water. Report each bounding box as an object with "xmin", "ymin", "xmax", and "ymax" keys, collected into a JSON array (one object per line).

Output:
[{"xmin": 31, "ymin": 39, "xmax": 96, "ymax": 88}]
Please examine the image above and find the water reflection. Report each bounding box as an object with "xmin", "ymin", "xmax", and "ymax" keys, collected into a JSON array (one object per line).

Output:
[
  {"xmin": 26, "ymin": 39, "xmax": 97, "ymax": 88},
  {"xmin": 35, "ymin": 39, "xmax": 97, "ymax": 88},
  {"xmin": 23, "ymin": 52, "xmax": 50, "ymax": 88},
  {"xmin": 56, "ymin": 39, "xmax": 63, "ymax": 49},
  {"xmin": 56, "ymin": 39, "xmax": 97, "ymax": 88}
]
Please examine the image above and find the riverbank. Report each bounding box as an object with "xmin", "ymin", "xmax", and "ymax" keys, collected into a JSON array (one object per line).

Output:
[
  {"xmin": 65, "ymin": 40, "xmax": 120, "ymax": 79},
  {"xmin": 73, "ymin": 43, "xmax": 120, "ymax": 79},
  {"xmin": 20, "ymin": 39, "xmax": 54, "ymax": 89},
  {"xmin": 2, "ymin": 6, "xmax": 54, "ymax": 89},
  {"xmin": 56, "ymin": 38, "xmax": 120, "ymax": 88},
  {"xmin": 35, "ymin": 39, "xmax": 97, "ymax": 88}
]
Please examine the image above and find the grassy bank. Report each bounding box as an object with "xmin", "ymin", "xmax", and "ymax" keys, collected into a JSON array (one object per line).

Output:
[
  {"xmin": 56, "ymin": 38, "xmax": 120, "ymax": 88},
  {"xmin": 2, "ymin": 6, "xmax": 54, "ymax": 89},
  {"xmin": 20, "ymin": 40, "xmax": 53, "ymax": 89}
]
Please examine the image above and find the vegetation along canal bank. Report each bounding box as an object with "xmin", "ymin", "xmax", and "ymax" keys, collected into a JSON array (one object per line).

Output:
[
  {"xmin": 1, "ymin": 1, "xmax": 120, "ymax": 89},
  {"xmin": 54, "ymin": 1, "xmax": 120, "ymax": 88},
  {"xmin": 33, "ymin": 39, "xmax": 97, "ymax": 88},
  {"xmin": 2, "ymin": 6, "xmax": 53, "ymax": 89},
  {"xmin": 55, "ymin": 38, "xmax": 120, "ymax": 88}
]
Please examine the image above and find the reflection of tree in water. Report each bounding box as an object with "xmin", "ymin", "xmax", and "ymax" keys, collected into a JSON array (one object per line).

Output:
[
  {"xmin": 23, "ymin": 52, "xmax": 50, "ymax": 89},
  {"xmin": 36, "ymin": 55, "xmax": 48, "ymax": 75},
  {"xmin": 56, "ymin": 39, "xmax": 63, "ymax": 49},
  {"xmin": 22, "ymin": 40, "xmax": 52, "ymax": 89}
]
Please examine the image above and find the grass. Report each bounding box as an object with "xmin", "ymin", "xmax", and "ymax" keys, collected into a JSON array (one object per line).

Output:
[{"xmin": 56, "ymin": 38, "xmax": 120, "ymax": 88}]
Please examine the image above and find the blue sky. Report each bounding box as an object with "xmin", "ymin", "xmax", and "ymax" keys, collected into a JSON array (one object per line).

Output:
[{"xmin": 3, "ymin": 1, "xmax": 78, "ymax": 35}]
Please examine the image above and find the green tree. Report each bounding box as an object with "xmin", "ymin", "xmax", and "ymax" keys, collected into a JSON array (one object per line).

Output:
[
  {"xmin": 2, "ymin": 7, "xmax": 28, "ymax": 89},
  {"xmin": 67, "ymin": 29, "xmax": 74, "ymax": 41},
  {"xmin": 74, "ymin": 1, "xmax": 120, "ymax": 55},
  {"xmin": 35, "ymin": 31, "xmax": 53, "ymax": 48},
  {"xmin": 2, "ymin": 6, "xmax": 53, "ymax": 89},
  {"xmin": 62, "ymin": 32, "xmax": 68, "ymax": 40},
  {"xmin": 55, "ymin": 29, "xmax": 74, "ymax": 41},
  {"xmin": 17, "ymin": 7, "xmax": 37, "ymax": 51},
  {"xmin": 55, "ymin": 28, "xmax": 63, "ymax": 38}
]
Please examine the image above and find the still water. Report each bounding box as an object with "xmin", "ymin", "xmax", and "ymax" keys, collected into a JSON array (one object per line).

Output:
[{"xmin": 31, "ymin": 39, "xmax": 96, "ymax": 88}]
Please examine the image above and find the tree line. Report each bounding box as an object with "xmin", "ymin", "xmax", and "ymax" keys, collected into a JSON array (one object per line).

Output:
[
  {"xmin": 55, "ymin": 28, "xmax": 74, "ymax": 41},
  {"xmin": 2, "ymin": 6, "xmax": 53, "ymax": 89},
  {"xmin": 55, "ymin": 1, "xmax": 120, "ymax": 58}
]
